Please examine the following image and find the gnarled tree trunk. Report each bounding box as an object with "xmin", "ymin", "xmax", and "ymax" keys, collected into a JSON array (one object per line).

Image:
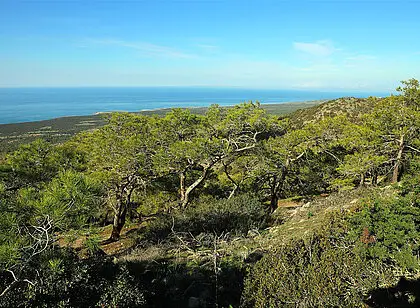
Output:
[
  {"xmin": 179, "ymin": 171, "xmax": 186, "ymax": 203},
  {"xmin": 270, "ymin": 193, "xmax": 279, "ymax": 213},
  {"xmin": 180, "ymin": 164, "xmax": 212, "ymax": 208},
  {"xmin": 359, "ymin": 173, "xmax": 365, "ymax": 187},
  {"xmin": 372, "ymin": 170, "xmax": 378, "ymax": 186},
  {"xmin": 109, "ymin": 185, "xmax": 134, "ymax": 242},
  {"xmin": 392, "ymin": 135, "xmax": 405, "ymax": 183},
  {"xmin": 109, "ymin": 198, "xmax": 127, "ymax": 241}
]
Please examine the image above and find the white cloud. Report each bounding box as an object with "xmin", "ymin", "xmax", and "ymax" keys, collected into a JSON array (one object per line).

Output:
[
  {"xmin": 88, "ymin": 38, "xmax": 197, "ymax": 59},
  {"xmin": 346, "ymin": 55, "xmax": 376, "ymax": 61},
  {"xmin": 196, "ymin": 44, "xmax": 220, "ymax": 52},
  {"xmin": 293, "ymin": 40, "xmax": 337, "ymax": 57}
]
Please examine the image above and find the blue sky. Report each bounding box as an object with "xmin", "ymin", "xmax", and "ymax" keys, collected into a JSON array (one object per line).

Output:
[{"xmin": 1, "ymin": 0, "xmax": 419, "ymax": 91}]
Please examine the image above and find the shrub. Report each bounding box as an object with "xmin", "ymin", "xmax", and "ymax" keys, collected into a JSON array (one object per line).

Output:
[
  {"xmin": 97, "ymin": 266, "xmax": 146, "ymax": 308},
  {"xmin": 144, "ymin": 194, "xmax": 267, "ymax": 243},
  {"xmin": 241, "ymin": 232, "xmax": 393, "ymax": 308},
  {"xmin": 242, "ymin": 186, "xmax": 420, "ymax": 308},
  {"xmin": 347, "ymin": 194, "xmax": 420, "ymax": 272},
  {"xmin": 0, "ymin": 248, "xmax": 146, "ymax": 308},
  {"xmin": 399, "ymin": 157, "xmax": 420, "ymax": 203}
]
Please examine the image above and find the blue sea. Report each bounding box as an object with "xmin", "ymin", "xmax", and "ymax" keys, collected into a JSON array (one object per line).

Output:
[{"xmin": 0, "ymin": 87, "xmax": 389, "ymax": 124}]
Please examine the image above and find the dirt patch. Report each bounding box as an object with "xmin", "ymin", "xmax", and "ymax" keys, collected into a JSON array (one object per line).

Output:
[
  {"xmin": 56, "ymin": 223, "xmax": 142, "ymax": 257},
  {"xmin": 277, "ymin": 200, "xmax": 302, "ymax": 208}
]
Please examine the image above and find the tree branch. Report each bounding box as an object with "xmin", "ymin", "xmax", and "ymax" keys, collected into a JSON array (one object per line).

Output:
[
  {"xmin": 406, "ymin": 145, "xmax": 420, "ymax": 153},
  {"xmin": 0, "ymin": 270, "xmax": 35, "ymax": 298}
]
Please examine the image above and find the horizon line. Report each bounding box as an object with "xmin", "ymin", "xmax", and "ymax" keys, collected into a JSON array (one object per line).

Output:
[{"xmin": 0, "ymin": 85, "xmax": 394, "ymax": 93}]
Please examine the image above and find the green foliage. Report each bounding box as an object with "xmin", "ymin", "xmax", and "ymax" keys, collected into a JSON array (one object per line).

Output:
[
  {"xmin": 97, "ymin": 266, "xmax": 146, "ymax": 308},
  {"xmin": 347, "ymin": 195, "xmax": 420, "ymax": 272},
  {"xmin": 400, "ymin": 157, "xmax": 420, "ymax": 202},
  {"xmin": 85, "ymin": 232, "xmax": 102, "ymax": 256},
  {"xmin": 0, "ymin": 184, "xmax": 32, "ymax": 268},
  {"xmin": 396, "ymin": 78, "xmax": 420, "ymax": 108},
  {"xmin": 0, "ymin": 222, "xmax": 21, "ymax": 268},
  {"xmin": 135, "ymin": 190, "xmax": 177, "ymax": 216},
  {"xmin": 241, "ymin": 222, "xmax": 394, "ymax": 308},
  {"xmin": 328, "ymin": 177, "xmax": 355, "ymax": 191},
  {"xmin": 32, "ymin": 170, "xmax": 104, "ymax": 230},
  {"xmin": 145, "ymin": 194, "xmax": 267, "ymax": 242},
  {"xmin": 337, "ymin": 152, "xmax": 386, "ymax": 178},
  {"xmin": 0, "ymin": 247, "xmax": 147, "ymax": 308},
  {"xmin": 5, "ymin": 139, "xmax": 87, "ymax": 186},
  {"xmin": 1, "ymin": 79, "xmax": 420, "ymax": 306},
  {"xmin": 6, "ymin": 139, "xmax": 58, "ymax": 183},
  {"xmin": 80, "ymin": 112, "xmax": 156, "ymax": 185},
  {"xmin": 361, "ymin": 84, "xmax": 420, "ymax": 182}
]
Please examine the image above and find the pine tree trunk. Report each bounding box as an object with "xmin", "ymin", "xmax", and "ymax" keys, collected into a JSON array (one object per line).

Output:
[
  {"xmin": 359, "ymin": 173, "xmax": 365, "ymax": 187},
  {"xmin": 109, "ymin": 198, "xmax": 127, "ymax": 241},
  {"xmin": 269, "ymin": 175, "xmax": 282, "ymax": 213},
  {"xmin": 223, "ymin": 162, "xmax": 239, "ymax": 200},
  {"xmin": 180, "ymin": 165, "xmax": 211, "ymax": 208},
  {"xmin": 228, "ymin": 184, "xmax": 238, "ymax": 200},
  {"xmin": 392, "ymin": 135, "xmax": 405, "ymax": 183},
  {"xmin": 372, "ymin": 171, "xmax": 378, "ymax": 186},
  {"xmin": 270, "ymin": 194, "xmax": 279, "ymax": 213},
  {"xmin": 179, "ymin": 171, "xmax": 186, "ymax": 203}
]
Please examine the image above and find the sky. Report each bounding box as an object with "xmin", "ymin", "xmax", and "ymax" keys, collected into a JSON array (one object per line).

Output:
[{"xmin": 1, "ymin": 0, "xmax": 420, "ymax": 91}]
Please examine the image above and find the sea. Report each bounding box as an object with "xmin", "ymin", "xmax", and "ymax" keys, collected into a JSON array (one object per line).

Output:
[{"xmin": 0, "ymin": 87, "xmax": 390, "ymax": 124}]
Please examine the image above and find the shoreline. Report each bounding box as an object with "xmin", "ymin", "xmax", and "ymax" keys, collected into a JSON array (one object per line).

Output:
[
  {"xmin": 0, "ymin": 100, "xmax": 326, "ymax": 152},
  {"xmin": 0, "ymin": 100, "xmax": 327, "ymax": 126}
]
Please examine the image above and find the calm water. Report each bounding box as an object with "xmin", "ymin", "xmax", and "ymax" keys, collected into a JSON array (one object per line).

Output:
[{"xmin": 0, "ymin": 87, "xmax": 388, "ymax": 124}]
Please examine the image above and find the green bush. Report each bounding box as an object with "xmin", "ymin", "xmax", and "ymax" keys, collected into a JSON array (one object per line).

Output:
[
  {"xmin": 241, "ymin": 232, "xmax": 393, "ymax": 308},
  {"xmin": 97, "ymin": 266, "xmax": 146, "ymax": 308},
  {"xmin": 400, "ymin": 157, "xmax": 420, "ymax": 203},
  {"xmin": 0, "ymin": 248, "xmax": 146, "ymax": 308},
  {"xmin": 144, "ymin": 194, "xmax": 267, "ymax": 243},
  {"xmin": 347, "ymin": 194, "xmax": 420, "ymax": 272},
  {"xmin": 242, "ymin": 187, "xmax": 420, "ymax": 308}
]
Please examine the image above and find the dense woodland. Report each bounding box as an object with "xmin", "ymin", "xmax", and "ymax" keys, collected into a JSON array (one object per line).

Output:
[{"xmin": 1, "ymin": 79, "xmax": 420, "ymax": 307}]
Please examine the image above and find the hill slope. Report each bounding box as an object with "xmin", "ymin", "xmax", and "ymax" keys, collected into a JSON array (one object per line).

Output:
[{"xmin": 287, "ymin": 96, "xmax": 378, "ymax": 128}]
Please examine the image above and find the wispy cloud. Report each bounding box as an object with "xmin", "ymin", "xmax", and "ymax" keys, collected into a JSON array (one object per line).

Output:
[
  {"xmin": 345, "ymin": 54, "xmax": 376, "ymax": 61},
  {"xmin": 344, "ymin": 54, "xmax": 377, "ymax": 68},
  {"xmin": 293, "ymin": 40, "xmax": 337, "ymax": 57},
  {"xmin": 88, "ymin": 38, "xmax": 197, "ymax": 59},
  {"xmin": 196, "ymin": 44, "xmax": 220, "ymax": 53}
]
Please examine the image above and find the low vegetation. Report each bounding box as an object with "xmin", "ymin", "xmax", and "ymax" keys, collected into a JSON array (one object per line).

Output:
[{"xmin": 0, "ymin": 79, "xmax": 419, "ymax": 307}]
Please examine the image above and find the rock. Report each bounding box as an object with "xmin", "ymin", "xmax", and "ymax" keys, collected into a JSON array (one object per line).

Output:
[
  {"xmin": 245, "ymin": 250, "xmax": 264, "ymax": 263},
  {"xmin": 302, "ymin": 202, "xmax": 311, "ymax": 208},
  {"xmin": 247, "ymin": 229, "xmax": 260, "ymax": 238}
]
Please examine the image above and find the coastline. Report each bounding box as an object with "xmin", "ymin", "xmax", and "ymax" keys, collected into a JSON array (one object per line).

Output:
[{"xmin": 0, "ymin": 100, "xmax": 325, "ymax": 152}]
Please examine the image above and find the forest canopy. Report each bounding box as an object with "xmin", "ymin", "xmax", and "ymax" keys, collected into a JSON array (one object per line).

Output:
[{"xmin": 1, "ymin": 79, "xmax": 420, "ymax": 307}]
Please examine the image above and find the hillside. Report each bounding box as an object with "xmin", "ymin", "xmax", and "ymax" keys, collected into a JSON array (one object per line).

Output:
[
  {"xmin": 1, "ymin": 81, "xmax": 419, "ymax": 308},
  {"xmin": 287, "ymin": 96, "xmax": 378, "ymax": 128}
]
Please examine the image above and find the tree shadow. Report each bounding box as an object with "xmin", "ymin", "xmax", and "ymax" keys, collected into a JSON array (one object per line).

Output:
[
  {"xmin": 125, "ymin": 258, "xmax": 245, "ymax": 308},
  {"xmin": 365, "ymin": 277, "xmax": 420, "ymax": 308}
]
